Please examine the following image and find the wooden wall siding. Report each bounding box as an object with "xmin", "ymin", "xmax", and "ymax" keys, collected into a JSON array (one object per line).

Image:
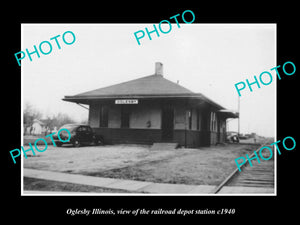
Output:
[
  {"xmin": 191, "ymin": 108, "xmax": 198, "ymax": 131},
  {"xmin": 89, "ymin": 100, "xmax": 214, "ymax": 130},
  {"xmin": 108, "ymin": 105, "xmax": 121, "ymax": 128},
  {"xmin": 210, "ymin": 131, "xmax": 218, "ymax": 145},
  {"xmin": 129, "ymin": 105, "xmax": 161, "ymax": 129},
  {"xmin": 93, "ymin": 128, "xmax": 162, "ymax": 145},
  {"xmin": 88, "ymin": 102, "xmax": 100, "ymax": 127},
  {"xmin": 89, "ymin": 101, "xmax": 162, "ymax": 129},
  {"xmin": 94, "ymin": 128, "xmax": 211, "ymax": 147},
  {"xmin": 88, "ymin": 100, "xmax": 228, "ymax": 147},
  {"xmin": 173, "ymin": 130, "xmax": 211, "ymax": 147}
]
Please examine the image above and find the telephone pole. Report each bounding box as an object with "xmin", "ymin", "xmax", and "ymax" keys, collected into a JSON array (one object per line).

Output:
[{"xmin": 238, "ymin": 96, "xmax": 240, "ymax": 137}]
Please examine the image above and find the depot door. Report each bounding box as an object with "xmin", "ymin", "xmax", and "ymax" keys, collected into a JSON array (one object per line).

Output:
[{"xmin": 161, "ymin": 106, "xmax": 174, "ymax": 141}]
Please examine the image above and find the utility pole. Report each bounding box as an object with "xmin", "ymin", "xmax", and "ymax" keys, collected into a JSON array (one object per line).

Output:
[{"xmin": 238, "ymin": 96, "xmax": 240, "ymax": 138}]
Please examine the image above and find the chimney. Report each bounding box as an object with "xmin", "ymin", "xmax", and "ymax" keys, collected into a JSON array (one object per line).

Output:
[{"xmin": 155, "ymin": 62, "xmax": 163, "ymax": 76}]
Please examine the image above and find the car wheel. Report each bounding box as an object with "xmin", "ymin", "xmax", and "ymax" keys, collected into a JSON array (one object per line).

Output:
[
  {"xmin": 56, "ymin": 142, "xmax": 62, "ymax": 147},
  {"xmin": 73, "ymin": 140, "xmax": 80, "ymax": 147},
  {"xmin": 93, "ymin": 138, "xmax": 103, "ymax": 146}
]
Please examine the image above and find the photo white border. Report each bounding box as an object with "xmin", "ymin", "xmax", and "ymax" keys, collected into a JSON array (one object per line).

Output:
[{"xmin": 20, "ymin": 23, "xmax": 277, "ymax": 197}]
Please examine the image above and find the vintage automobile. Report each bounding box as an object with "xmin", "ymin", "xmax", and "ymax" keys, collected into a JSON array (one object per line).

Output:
[
  {"xmin": 226, "ymin": 131, "xmax": 240, "ymax": 143},
  {"xmin": 53, "ymin": 124, "xmax": 104, "ymax": 147}
]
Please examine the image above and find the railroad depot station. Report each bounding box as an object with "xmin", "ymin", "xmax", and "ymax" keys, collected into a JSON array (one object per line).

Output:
[{"xmin": 63, "ymin": 62, "xmax": 238, "ymax": 147}]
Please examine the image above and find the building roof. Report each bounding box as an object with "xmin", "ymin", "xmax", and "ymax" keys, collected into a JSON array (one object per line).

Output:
[
  {"xmin": 75, "ymin": 74, "xmax": 194, "ymax": 96},
  {"xmin": 64, "ymin": 74, "xmax": 210, "ymax": 102},
  {"xmin": 32, "ymin": 119, "xmax": 45, "ymax": 125},
  {"xmin": 63, "ymin": 72, "xmax": 238, "ymax": 118}
]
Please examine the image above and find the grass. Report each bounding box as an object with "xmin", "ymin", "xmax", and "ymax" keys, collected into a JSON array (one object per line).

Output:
[
  {"xmin": 82, "ymin": 144, "xmax": 259, "ymax": 185},
  {"xmin": 24, "ymin": 177, "xmax": 134, "ymax": 193},
  {"xmin": 23, "ymin": 143, "xmax": 260, "ymax": 189},
  {"xmin": 23, "ymin": 134, "xmax": 55, "ymax": 145}
]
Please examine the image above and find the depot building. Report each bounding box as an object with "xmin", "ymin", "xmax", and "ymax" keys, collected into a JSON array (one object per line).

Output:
[{"xmin": 63, "ymin": 62, "xmax": 238, "ymax": 147}]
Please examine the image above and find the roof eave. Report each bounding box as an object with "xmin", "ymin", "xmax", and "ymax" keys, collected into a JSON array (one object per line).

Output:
[
  {"xmin": 63, "ymin": 93, "xmax": 205, "ymax": 102},
  {"xmin": 217, "ymin": 110, "xmax": 239, "ymax": 119},
  {"xmin": 63, "ymin": 93, "xmax": 229, "ymax": 112}
]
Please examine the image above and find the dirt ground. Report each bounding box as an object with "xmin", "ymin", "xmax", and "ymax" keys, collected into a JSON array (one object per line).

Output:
[{"xmin": 23, "ymin": 143, "xmax": 259, "ymax": 185}]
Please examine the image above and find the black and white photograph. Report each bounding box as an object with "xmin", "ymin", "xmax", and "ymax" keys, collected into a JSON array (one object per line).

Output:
[
  {"xmin": 21, "ymin": 23, "xmax": 276, "ymax": 195},
  {"xmin": 4, "ymin": 5, "xmax": 298, "ymax": 221}
]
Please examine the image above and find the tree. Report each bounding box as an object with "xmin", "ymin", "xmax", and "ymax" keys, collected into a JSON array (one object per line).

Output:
[
  {"xmin": 80, "ymin": 118, "xmax": 88, "ymax": 125},
  {"xmin": 23, "ymin": 101, "xmax": 78, "ymax": 134},
  {"xmin": 23, "ymin": 102, "xmax": 43, "ymax": 126},
  {"xmin": 49, "ymin": 112, "xmax": 76, "ymax": 129}
]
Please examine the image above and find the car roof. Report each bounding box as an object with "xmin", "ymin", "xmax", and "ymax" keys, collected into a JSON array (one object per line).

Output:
[
  {"xmin": 61, "ymin": 124, "xmax": 90, "ymax": 128},
  {"xmin": 64, "ymin": 123, "xmax": 89, "ymax": 126}
]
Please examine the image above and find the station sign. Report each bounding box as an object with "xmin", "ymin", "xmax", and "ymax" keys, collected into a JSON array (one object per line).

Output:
[{"xmin": 115, "ymin": 99, "xmax": 138, "ymax": 104}]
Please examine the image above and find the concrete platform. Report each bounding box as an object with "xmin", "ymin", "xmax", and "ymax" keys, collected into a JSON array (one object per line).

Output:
[
  {"xmin": 188, "ymin": 185, "xmax": 218, "ymax": 193},
  {"xmin": 23, "ymin": 168, "xmax": 214, "ymax": 194},
  {"xmin": 137, "ymin": 183, "xmax": 199, "ymax": 194},
  {"xmin": 23, "ymin": 168, "xmax": 274, "ymax": 195},
  {"xmin": 104, "ymin": 180, "xmax": 153, "ymax": 192}
]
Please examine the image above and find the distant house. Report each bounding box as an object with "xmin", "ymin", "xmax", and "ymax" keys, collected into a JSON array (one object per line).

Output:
[
  {"xmin": 63, "ymin": 62, "xmax": 238, "ymax": 147},
  {"xmin": 24, "ymin": 119, "xmax": 56, "ymax": 136},
  {"xmin": 31, "ymin": 119, "xmax": 46, "ymax": 135}
]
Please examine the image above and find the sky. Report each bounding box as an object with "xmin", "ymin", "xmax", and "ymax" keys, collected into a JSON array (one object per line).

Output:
[{"xmin": 22, "ymin": 23, "xmax": 276, "ymax": 137}]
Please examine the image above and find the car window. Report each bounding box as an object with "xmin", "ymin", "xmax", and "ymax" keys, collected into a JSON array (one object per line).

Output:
[
  {"xmin": 86, "ymin": 127, "xmax": 92, "ymax": 132},
  {"xmin": 77, "ymin": 126, "xmax": 87, "ymax": 132}
]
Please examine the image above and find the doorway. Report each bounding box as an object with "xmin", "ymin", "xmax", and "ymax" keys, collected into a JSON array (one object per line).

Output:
[{"xmin": 161, "ymin": 106, "xmax": 174, "ymax": 141}]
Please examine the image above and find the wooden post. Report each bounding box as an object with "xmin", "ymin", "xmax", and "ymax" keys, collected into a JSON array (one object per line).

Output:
[{"xmin": 238, "ymin": 96, "xmax": 240, "ymax": 138}]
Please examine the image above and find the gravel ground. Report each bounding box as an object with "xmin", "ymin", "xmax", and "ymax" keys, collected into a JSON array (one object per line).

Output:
[
  {"xmin": 23, "ymin": 143, "xmax": 260, "ymax": 185},
  {"xmin": 23, "ymin": 144, "xmax": 188, "ymax": 174}
]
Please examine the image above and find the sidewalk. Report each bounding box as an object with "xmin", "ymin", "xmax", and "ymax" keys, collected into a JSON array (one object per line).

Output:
[{"xmin": 23, "ymin": 168, "xmax": 274, "ymax": 194}]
